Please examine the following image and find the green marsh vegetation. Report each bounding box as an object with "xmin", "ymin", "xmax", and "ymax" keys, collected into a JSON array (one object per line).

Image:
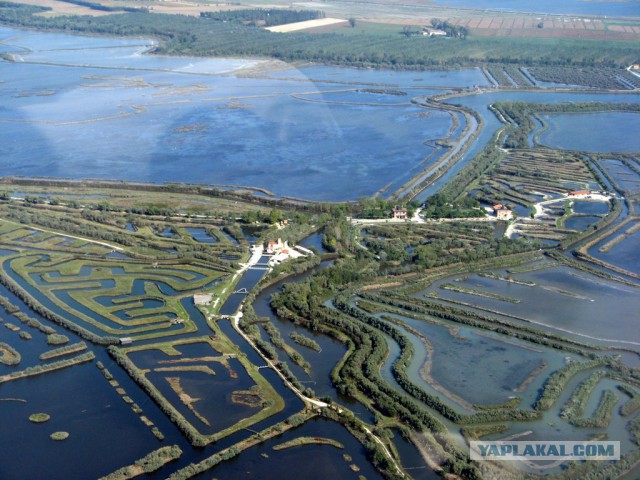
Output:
[
  {"xmin": 0, "ymin": 342, "xmax": 20, "ymax": 365},
  {"xmin": 289, "ymin": 332, "xmax": 321, "ymax": 352},
  {"xmin": 28, "ymin": 412, "xmax": 50, "ymax": 423},
  {"xmin": 571, "ymin": 390, "xmax": 618, "ymax": 429},
  {"xmin": 99, "ymin": 445, "xmax": 183, "ymax": 480},
  {"xmin": 47, "ymin": 334, "xmax": 69, "ymax": 345},
  {"xmin": 618, "ymin": 385, "xmax": 640, "ymax": 417}
]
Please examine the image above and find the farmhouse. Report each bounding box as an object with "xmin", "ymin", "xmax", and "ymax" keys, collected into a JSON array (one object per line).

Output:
[
  {"xmin": 421, "ymin": 27, "xmax": 447, "ymax": 37},
  {"xmin": 496, "ymin": 208, "xmax": 513, "ymax": 220},
  {"xmin": 392, "ymin": 206, "xmax": 408, "ymax": 220},
  {"xmin": 492, "ymin": 204, "xmax": 512, "ymax": 220}
]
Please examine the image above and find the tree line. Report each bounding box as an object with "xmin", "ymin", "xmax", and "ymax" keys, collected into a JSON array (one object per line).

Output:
[{"xmin": 200, "ymin": 9, "xmax": 324, "ymax": 27}]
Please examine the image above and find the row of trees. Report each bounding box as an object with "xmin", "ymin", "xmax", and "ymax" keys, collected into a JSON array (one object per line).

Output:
[{"xmin": 200, "ymin": 9, "xmax": 323, "ymax": 27}]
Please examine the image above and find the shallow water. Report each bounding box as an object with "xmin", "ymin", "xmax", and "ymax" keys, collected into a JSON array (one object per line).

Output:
[
  {"xmin": 200, "ymin": 417, "xmax": 385, "ymax": 480},
  {"xmin": 0, "ymin": 28, "xmax": 477, "ymax": 201},
  {"xmin": 539, "ymin": 112, "xmax": 640, "ymax": 152},
  {"xmin": 421, "ymin": 267, "xmax": 640, "ymax": 349},
  {"xmin": 564, "ymin": 215, "xmax": 601, "ymax": 231},
  {"xmin": 572, "ymin": 201, "xmax": 610, "ymax": 215}
]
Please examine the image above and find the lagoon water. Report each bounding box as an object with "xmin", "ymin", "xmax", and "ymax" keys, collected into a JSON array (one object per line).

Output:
[
  {"xmin": 0, "ymin": 27, "xmax": 481, "ymax": 201},
  {"xmin": 424, "ymin": 267, "xmax": 640, "ymax": 349},
  {"xmin": 539, "ymin": 112, "xmax": 640, "ymax": 152},
  {"xmin": 3, "ymin": 27, "xmax": 640, "ymax": 201}
]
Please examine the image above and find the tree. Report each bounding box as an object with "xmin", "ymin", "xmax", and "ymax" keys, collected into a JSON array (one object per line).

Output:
[{"xmin": 348, "ymin": 17, "xmax": 356, "ymax": 28}]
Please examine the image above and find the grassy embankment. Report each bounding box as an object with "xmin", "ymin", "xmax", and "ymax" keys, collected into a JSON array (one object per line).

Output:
[{"xmin": 272, "ymin": 436, "xmax": 344, "ymax": 450}]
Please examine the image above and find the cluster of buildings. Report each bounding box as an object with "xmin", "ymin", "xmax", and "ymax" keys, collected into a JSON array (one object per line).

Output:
[{"xmin": 266, "ymin": 238, "xmax": 312, "ymax": 265}]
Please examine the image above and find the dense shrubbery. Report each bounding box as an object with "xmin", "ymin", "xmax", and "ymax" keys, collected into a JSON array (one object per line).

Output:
[
  {"xmin": 560, "ymin": 370, "xmax": 606, "ymax": 420},
  {"xmin": 40, "ymin": 341, "xmax": 87, "ymax": 360},
  {"xmin": 619, "ymin": 384, "xmax": 640, "ymax": 417},
  {"xmin": 421, "ymin": 193, "xmax": 484, "ymax": 219},
  {"xmin": 528, "ymin": 66, "xmax": 634, "ymax": 89},
  {"xmin": 289, "ymin": 332, "xmax": 320, "ymax": 352},
  {"xmin": 571, "ymin": 390, "xmax": 617, "ymax": 428},
  {"xmin": 534, "ymin": 358, "xmax": 611, "ymax": 411},
  {"xmin": 47, "ymin": 333, "xmax": 69, "ymax": 345}
]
